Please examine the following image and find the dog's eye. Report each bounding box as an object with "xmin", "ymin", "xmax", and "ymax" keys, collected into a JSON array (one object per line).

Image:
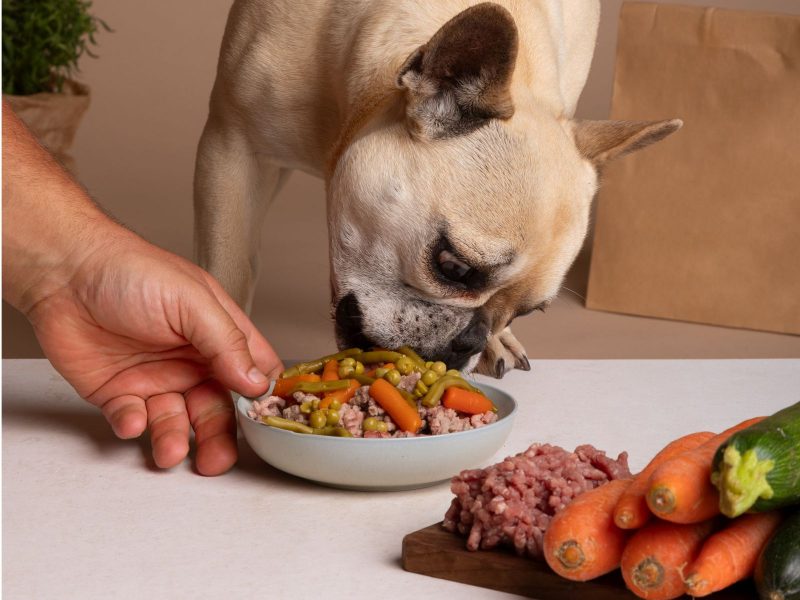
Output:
[{"xmin": 437, "ymin": 249, "xmax": 473, "ymax": 283}]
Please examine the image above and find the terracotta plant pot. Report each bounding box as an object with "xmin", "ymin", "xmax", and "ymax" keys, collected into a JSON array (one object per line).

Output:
[{"xmin": 4, "ymin": 79, "xmax": 90, "ymax": 174}]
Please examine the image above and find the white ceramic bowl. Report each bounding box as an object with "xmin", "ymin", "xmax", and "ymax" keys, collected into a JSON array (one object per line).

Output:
[{"xmin": 236, "ymin": 382, "xmax": 517, "ymax": 491}]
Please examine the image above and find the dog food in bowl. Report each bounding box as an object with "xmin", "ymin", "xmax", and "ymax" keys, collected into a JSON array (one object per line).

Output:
[
  {"xmin": 236, "ymin": 346, "xmax": 517, "ymax": 491},
  {"xmin": 247, "ymin": 347, "xmax": 498, "ymax": 438}
]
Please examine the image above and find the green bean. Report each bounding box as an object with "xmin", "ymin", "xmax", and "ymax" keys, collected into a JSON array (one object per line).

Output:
[
  {"xmin": 446, "ymin": 369, "xmax": 461, "ymax": 377},
  {"xmin": 262, "ymin": 416, "xmax": 314, "ymax": 434},
  {"xmin": 397, "ymin": 387, "xmax": 418, "ymax": 409},
  {"xmin": 353, "ymin": 373, "xmax": 375, "ymax": 386},
  {"xmin": 397, "ymin": 346, "xmax": 428, "ymax": 370},
  {"xmin": 374, "ymin": 368, "xmax": 389, "ymax": 378},
  {"xmin": 357, "ymin": 350, "xmax": 405, "ymax": 365},
  {"xmin": 280, "ymin": 348, "xmax": 362, "ymax": 378},
  {"xmin": 421, "ymin": 375, "xmax": 483, "ymax": 408},
  {"xmin": 263, "ymin": 416, "xmax": 352, "ymax": 437},
  {"xmin": 293, "ymin": 380, "xmax": 351, "ymax": 395},
  {"xmin": 414, "ymin": 380, "xmax": 429, "ymax": 396},
  {"xmin": 311, "ymin": 426, "xmax": 353, "ymax": 437}
]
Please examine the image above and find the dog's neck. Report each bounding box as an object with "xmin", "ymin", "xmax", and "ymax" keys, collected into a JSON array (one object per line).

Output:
[{"xmin": 319, "ymin": 0, "xmax": 577, "ymax": 180}]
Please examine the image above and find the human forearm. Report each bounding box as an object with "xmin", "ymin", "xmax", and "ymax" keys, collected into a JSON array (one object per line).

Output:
[{"xmin": 2, "ymin": 100, "xmax": 125, "ymax": 314}]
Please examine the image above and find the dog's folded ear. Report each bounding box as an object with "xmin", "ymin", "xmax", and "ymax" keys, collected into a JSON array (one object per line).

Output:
[
  {"xmin": 573, "ymin": 119, "xmax": 683, "ymax": 167},
  {"xmin": 396, "ymin": 2, "xmax": 518, "ymax": 139}
]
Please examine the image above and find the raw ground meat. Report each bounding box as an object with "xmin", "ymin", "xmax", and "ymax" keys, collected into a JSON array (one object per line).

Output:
[{"xmin": 442, "ymin": 443, "xmax": 631, "ymax": 558}]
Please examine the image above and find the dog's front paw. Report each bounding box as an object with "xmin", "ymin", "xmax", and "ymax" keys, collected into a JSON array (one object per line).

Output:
[{"xmin": 475, "ymin": 327, "xmax": 530, "ymax": 378}]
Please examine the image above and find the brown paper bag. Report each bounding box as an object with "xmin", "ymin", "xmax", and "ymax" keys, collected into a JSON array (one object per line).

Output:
[{"xmin": 586, "ymin": 3, "xmax": 800, "ymax": 335}]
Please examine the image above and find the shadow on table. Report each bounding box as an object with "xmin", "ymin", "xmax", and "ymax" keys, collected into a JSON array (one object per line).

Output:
[{"xmin": 3, "ymin": 397, "xmax": 155, "ymax": 468}]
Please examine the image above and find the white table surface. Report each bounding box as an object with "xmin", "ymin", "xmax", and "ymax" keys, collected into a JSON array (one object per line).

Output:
[{"xmin": 3, "ymin": 358, "xmax": 799, "ymax": 600}]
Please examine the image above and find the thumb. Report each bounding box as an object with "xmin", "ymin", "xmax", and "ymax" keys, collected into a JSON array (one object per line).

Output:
[{"xmin": 179, "ymin": 289, "xmax": 271, "ymax": 397}]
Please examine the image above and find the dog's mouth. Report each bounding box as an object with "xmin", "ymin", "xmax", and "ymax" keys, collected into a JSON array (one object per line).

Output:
[
  {"xmin": 333, "ymin": 292, "xmax": 488, "ymax": 370},
  {"xmin": 334, "ymin": 292, "xmax": 375, "ymax": 350}
]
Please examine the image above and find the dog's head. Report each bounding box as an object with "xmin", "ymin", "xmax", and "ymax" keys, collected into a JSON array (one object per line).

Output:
[{"xmin": 328, "ymin": 3, "xmax": 681, "ymax": 372}]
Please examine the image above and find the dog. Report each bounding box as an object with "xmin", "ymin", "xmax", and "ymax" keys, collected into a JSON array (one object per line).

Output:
[{"xmin": 194, "ymin": 0, "xmax": 681, "ymax": 376}]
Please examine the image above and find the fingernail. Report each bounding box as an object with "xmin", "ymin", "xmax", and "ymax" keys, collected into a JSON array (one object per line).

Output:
[{"xmin": 247, "ymin": 367, "xmax": 267, "ymax": 384}]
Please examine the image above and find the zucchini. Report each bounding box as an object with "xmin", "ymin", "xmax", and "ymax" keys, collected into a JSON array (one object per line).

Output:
[
  {"xmin": 710, "ymin": 401, "xmax": 800, "ymax": 517},
  {"xmin": 754, "ymin": 508, "xmax": 800, "ymax": 600}
]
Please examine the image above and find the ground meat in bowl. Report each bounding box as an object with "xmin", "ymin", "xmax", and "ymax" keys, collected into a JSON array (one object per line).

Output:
[{"xmin": 442, "ymin": 443, "xmax": 631, "ymax": 558}]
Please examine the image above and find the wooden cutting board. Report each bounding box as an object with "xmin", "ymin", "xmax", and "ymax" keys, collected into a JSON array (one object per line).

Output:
[{"xmin": 402, "ymin": 524, "xmax": 756, "ymax": 599}]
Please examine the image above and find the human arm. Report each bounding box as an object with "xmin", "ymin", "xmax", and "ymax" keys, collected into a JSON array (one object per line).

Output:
[{"xmin": 2, "ymin": 100, "xmax": 281, "ymax": 474}]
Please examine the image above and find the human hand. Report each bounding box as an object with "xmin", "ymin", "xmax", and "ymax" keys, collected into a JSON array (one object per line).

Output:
[{"xmin": 25, "ymin": 230, "xmax": 282, "ymax": 475}]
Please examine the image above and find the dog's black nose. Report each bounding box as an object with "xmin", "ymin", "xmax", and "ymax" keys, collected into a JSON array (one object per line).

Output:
[
  {"xmin": 447, "ymin": 315, "xmax": 488, "ymax": 368},
  {"xmin": 334, "ymin": 293, "xmax": 372, "ymax": 349}
]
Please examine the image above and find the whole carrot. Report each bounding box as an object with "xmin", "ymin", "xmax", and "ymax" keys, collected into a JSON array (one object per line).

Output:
[
  {"xmin": 272, "ymin": 374, "xmax": 321, "ymax": 398},
  {"xmin": 543, "ymin": 479, "xmax": 632, "ymax": 581},
  {"xmin": 321, "ymin": 359, "xmax": 339, "ymax": 381},
  {"xmin": 646, "ymin": 417, "xmax": 764, "ymax": 524},
  {"xmin": 683, "ymin": 511, "xmax": 782, "ymax": 597},
  {"xmin": 614, "ymin": 431, "xmax": 715, "ymax": 529},
  {"xmin": 620, "ymin": 519, "xmax": 715, "ymax": 600},
  {"xmin": 319, "ymin": 379, "xmax": 360, "ymax": 410},
  {"xmin": 442, "ymin": 387, "xmax": 494, "ymax": 415},
  {"xmin": 369, "ymin": 378, "xmax": 421, "ymax": 433}
]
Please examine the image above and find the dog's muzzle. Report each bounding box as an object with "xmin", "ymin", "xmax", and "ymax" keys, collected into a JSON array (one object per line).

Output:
[{"xmin": 334, "ymin": 293, "xmax": 488, "ymax": 369}]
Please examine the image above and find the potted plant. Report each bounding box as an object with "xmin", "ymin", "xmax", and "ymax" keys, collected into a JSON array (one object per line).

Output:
[{"xmin": 2, "ymin": 0, "xmax": 109, "ymax": 172}]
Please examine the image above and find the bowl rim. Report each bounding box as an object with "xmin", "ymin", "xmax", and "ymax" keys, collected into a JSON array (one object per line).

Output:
[{"xmin": 236, "ymin": 380, "xmax": 517, "ymax": 443}]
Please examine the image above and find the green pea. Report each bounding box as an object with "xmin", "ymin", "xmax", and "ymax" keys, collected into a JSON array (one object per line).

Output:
[
  {"xmin": 309, "ymin": 410, "xmax": 327, "ymax": 429},
  {"xmin": 311, "ymin": 398, "xmax": 320, "ymax": 410},
  {"xmin": 376, "ymin": 421, "xmax": 389, "ymax": 433},
  {"xmin": 415, "ymin": 380, "xmax": 429, "ymax": 395},
  {"xmin": 363, "ymin": 417, "xmax": 381, "ymax": 431},
  {"xmin": 329, "ymin": 399, "xmax": 342, "ymax": 411},
  {"xmin": 384, "ymin": 369, "xmax": 401, "ymax": 386},
  {"xmin": 340, "ymin": 357, "xmax": 356, "ymax": 368},
  {"xmin": 326, "ymin": 410, "xmax": 340, "ymax": 426},
  {"xmin": 425, "ymin": 361, "xmax": 434, "ymax": 369},
  {"xmin": 375, "ymin": 368, "xmax": 388, "ymax": 378},
  {"xmin": 300, "ymin": 402, "xmax": 312, "ymax": 414},
  {"xmin": 421, "ymin": 369, "xmax": 439, "ymax": 386},
  {"xmin": 446, "ymin": 369, "xmax": 461, "ymax": 377},
  {"xmin": 354, "ymin": 361, "xmax": 365, "ymax": 375},
  {"xmin": 431, "ymin": 361, "xmax": 447, "ymax": 376},
  {"xmin": 396, "ymin": 356, "xmax": 414, "ymax": 375},
  {"xmin": 338, "ymin": 365, "xmax": 355, "ymax": 378}
]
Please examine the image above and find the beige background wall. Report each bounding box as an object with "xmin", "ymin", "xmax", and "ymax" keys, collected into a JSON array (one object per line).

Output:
[{"xmin": 5, "ymin": 0, "xmax": 800, "ymax": 360}]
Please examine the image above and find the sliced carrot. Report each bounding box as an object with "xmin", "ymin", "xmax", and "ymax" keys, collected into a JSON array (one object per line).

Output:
[
  {"xmin": 645, "ymin": 417, "xmax": 764, "ymax": 524},
  {"xmin": 319, "ymin": 379, "xmax": 360, "ymax": 410},
  {"xmin": 365, "ymin": 363, "xmax": 394, "ymax": 377},
  {"xmin": 543, "ymin": 479, "xmax": 632, "ymax": 581},
  {"xmin": 321, "ymin": 359, "xmax": 339, "ymax": 381},
  {"xmin": 369, "ymin": 378, "xmax": 421, "ymax": 433},
  {"xmin": 614, "ymin": 431, "xmax": 715, "ymax": 529},
  {"xmin": 272, "ymin": 374, "xmax": 321, "ymax": 399},
  {"xmin": 620, "ymin": 519, "xmax": 715, "ymax": 600},
  {"xmin": 442, "ymin": 387, "xmax": 493, "ymax": 415},
  {"xmin": 683, "ymin": 511, "xmax": 782, "ymax": 597}
]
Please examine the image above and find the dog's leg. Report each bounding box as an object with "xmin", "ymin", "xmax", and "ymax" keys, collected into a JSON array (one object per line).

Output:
[
  {"xmin": 476, "ymin": 327, "xmax": 530, "ymax": 378},
  {"xmin": 194, "ymin": 117, "xmax": 289, "ymax": 312}
]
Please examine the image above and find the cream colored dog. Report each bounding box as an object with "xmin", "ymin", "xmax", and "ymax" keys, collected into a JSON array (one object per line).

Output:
[{"xmin": 194, "ymin": 0, "xmax": 680, "ymax": 375}]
